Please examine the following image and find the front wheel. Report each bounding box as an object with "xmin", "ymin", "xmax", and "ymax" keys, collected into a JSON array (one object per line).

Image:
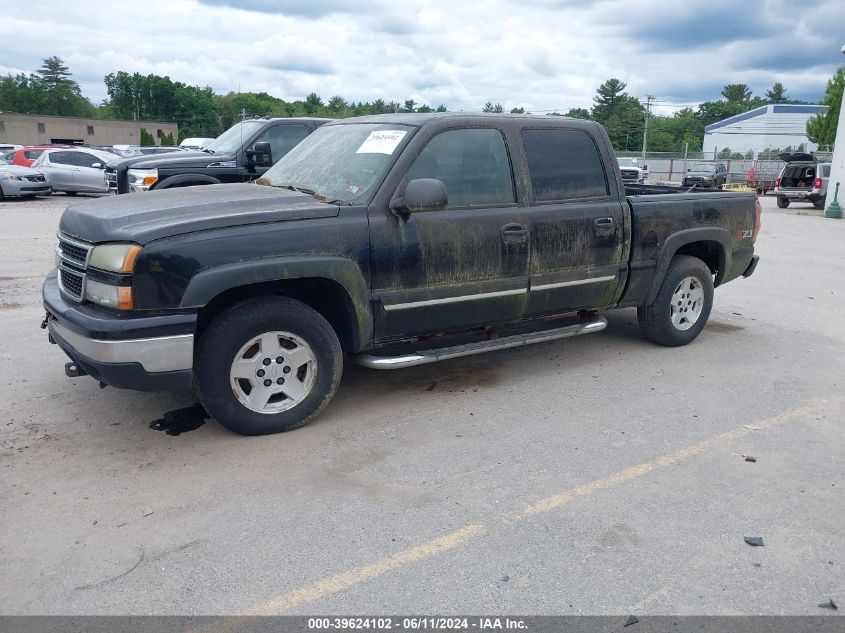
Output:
[
  {"xmin": 196, "ymin": 297, "xmax": 343, "ymax": 435},
  {"xmin": 776, "ymin": 196, "xmax": 789, "ymax": 208},
  {"xmin": 637, "ymin": 255, "xmax": 714, "ymax": 347}
]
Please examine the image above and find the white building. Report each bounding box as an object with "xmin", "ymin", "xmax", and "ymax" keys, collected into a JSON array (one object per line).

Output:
[{"xmin": 703, "ymin": 104, "xmax": 829, "ymax": 156}]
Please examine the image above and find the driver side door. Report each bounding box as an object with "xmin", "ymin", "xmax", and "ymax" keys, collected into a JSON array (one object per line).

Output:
[
  {"xmin": 368, "ymin": 127, "xmax": 530, "ymax": 342},
  {"xmin": 243, "ymin": 124, "xmax": 310, "ymax": 181}
]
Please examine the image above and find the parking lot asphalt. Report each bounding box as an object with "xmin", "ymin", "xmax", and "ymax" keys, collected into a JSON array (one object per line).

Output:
[{"xmin": 0, "ymin": 192, "xmax": 843, "ymax": 615}]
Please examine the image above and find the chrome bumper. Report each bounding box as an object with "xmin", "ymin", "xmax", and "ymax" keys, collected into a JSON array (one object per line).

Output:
[{"xmin": 49, "ymin": 319, "xmax": 194, "ymax": 373}]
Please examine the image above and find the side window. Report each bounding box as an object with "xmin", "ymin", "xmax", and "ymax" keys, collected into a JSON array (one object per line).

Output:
[
  {"xmin": 822, "ymin": 165, "xmax": 831, "ymax": 177},
  {"xmin": 49, "ymin": 152, "xmax": 73, "ymax": 165},
  {"xmin": 254, "ymin": 125, "xmax": 309, "ymax": 164},
  {"xmin": 25, "ymin": 150, "xmax": 43, "ymax": 160},
  {"xmin": 72, "ymin": 152, "xmax": 101, "ymax": 168},
  {"xmin": 522, "ymin": 129, "xmax": 609, "ymax": 201},
  {"xmin": 407, "ymin": 128, "xmax": 515, "ymax": 208}
]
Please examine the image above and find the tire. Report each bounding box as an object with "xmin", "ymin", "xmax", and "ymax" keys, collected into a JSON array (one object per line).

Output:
[
  {"xmin": 776, "ymin": 196, "xmax": 789, "ymax": 208},
  {"xmin": 0, "ymin": 185, "xmax": 5, "ymax": 201},
  {"xmin": 196, "ymin": 296, "xmax": 343, "ymax": 435},
  {"xmin": 65, "ymin": 191, "xmax": 77, "ymax": 196},
  {"xmin": 637, "ymin": 255, "xmax": 714, "ymax": 347},
  {"xmin": 813, "ymin": 198, "xmax": 825, "ymax": 210}
]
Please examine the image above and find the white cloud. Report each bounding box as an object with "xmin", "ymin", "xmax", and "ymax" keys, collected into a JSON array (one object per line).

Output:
[{"xmin": 0, "ymin": 0, "xmax": 842, "ymax": 112}]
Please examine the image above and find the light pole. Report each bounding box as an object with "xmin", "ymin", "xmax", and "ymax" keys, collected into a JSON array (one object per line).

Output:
[{"xmin": 823, "ymin": 44, "xmax": 845, "ymax": 218}]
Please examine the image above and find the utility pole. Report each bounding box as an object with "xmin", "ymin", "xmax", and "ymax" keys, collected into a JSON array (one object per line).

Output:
[
  {"xmin": 240, "ymin": 108, "xmax": 247, "ymax": 121},
  {"xmin": 641, "ymin": 95, "xmax": 653, "ymax": 161}
]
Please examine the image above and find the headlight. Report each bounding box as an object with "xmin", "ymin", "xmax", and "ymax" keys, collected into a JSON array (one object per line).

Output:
[
  {"xmin": 127, "ymin": 168, "xmax": 158, "ymax": 190},
  {"xmin": 89, "ymin": 243, "xmax": 141, "ymax": 273},
  {"xmin": 0, "ymin": 170, "xmax": 21, "ymax": 180},
  {"xmin": 85, "ymin": 278, "xmax": 133, "ymax": 310}
]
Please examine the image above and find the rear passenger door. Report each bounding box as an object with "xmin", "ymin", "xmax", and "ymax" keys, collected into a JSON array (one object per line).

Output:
[{"xmin": 520, "ymin": 128, "xmax": 625, "ymax": 315}]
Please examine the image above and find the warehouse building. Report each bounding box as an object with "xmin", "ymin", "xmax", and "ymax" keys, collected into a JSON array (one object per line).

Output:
[
  {"xmin": 703, "ymin": 104, "xmax": 829, "ymax": 156},
  {"xmin": 0, "ymin": 113, "xmax": 178, "ymax": 147}
]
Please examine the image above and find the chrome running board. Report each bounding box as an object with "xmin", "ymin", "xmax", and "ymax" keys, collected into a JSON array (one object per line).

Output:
[{"xmin": 353, "ymin": 317, "xmax": 607, "ymax": 369}]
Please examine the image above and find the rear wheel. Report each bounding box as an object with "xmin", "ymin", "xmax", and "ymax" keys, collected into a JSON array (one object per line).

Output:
[
  {"xmin": 813, "ymin": 198, "xmax": 825, "ymax": 210},
  {"xmin": 638, "ymin": 255, "xmax": 714, "ymax": 347},
  {"xmin": 776, "ymin": 196, "xmax": 789, "ymax": 208},
  {"xmin": 196, "ymin": 297, "xmax": 343, "ymax": 435}
]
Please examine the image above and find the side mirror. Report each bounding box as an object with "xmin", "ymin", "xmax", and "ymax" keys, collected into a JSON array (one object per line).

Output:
[
  {"xmin": 248, "ymin": 142, "xmax": 273, "ymax": 168},
  {"xmin": 642, "ymin": 164, "xmax": 648, "ymax": 170},
  {"xmin": 392, "ymin": 179, "xmax": 448, "ymax": 215},
  {"xmin": 91, "ymin": 162, "xmax": 103, "ymax": 169}
]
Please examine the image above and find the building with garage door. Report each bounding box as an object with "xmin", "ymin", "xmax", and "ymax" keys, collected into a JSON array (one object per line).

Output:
[
  {"xmin": 703, "ymin": 104, "xmax": 829, "ymax": 157},
  {"xmin": 0, "ymin": 113, "xmax": 178, "ymax": 147}
]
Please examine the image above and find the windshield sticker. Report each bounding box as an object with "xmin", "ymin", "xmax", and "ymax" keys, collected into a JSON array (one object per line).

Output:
[{"xmin": 356, "ymin": 130, "xmax": 407, "ymax": 155}]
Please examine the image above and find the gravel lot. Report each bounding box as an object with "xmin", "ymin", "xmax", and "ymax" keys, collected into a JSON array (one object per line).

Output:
[{"xmin": 0, "ymin": 192, "xmax": 843, "ymax": 615}]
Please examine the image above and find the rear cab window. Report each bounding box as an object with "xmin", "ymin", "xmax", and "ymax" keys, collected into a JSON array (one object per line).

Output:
[
  {"xmin": 407, "ymin": 128, "xmax": 515, "ymax": 208},
  {"xmin": 521, "ymin": 128, "xmax": 609, "ymax": 201}
]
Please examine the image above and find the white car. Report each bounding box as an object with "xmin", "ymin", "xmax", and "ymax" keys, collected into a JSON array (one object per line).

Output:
[{"xmin": 32, "ymin": 148, "xmax": 120, "ymax": 195}]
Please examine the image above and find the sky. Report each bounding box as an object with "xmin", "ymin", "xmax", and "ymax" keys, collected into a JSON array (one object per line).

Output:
[{"xmin": 1, "ymin": 0, "xmax": 844, "ymax": 115}]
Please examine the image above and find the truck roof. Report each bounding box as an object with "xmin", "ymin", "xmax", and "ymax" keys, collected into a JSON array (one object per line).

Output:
[{"xmin": 325, "ymin": 112, "xmax": 596, "ymax": 128}]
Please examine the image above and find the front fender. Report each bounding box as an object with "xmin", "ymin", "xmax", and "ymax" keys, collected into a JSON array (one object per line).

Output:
[{"xmin": 180, "ymin": 256, "xmax": 372, "ymax": 351}]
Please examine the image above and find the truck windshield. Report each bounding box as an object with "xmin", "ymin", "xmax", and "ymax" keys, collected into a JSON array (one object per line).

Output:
[
  {"xmin": 617, "ymin": 158, "xmax": 639, "ymax": 168},
  {"xmin": 690, "ymin": 163, "xmax": 716, "ymax": 172},
  {"xmin": 262, "ymin": 123, "xmax": 415, "ymax": 204},
  {"xmin": 205, "ymin": 121, "xmax": 265, "ymax": 154}
]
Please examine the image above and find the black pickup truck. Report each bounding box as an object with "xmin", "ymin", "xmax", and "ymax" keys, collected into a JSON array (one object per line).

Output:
[
  {"xmin": 44, "ymin": 113, "xmax": 761, "ymax": 435},
  {"xmin": 105, "ymin": 117, "xmax": 330, "ymax": 193}
]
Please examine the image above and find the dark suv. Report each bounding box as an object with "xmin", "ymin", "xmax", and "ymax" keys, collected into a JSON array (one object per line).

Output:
[{"xmin": 683, "ymin": 162, "xmax": 727, "ymax": 189}]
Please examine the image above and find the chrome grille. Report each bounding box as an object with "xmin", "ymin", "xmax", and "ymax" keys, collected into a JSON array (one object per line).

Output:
[
  {"xmin": 105, "ymin": 168, "xmax": 118, "ymax": 193},
  {"xmin": 59, "ymin": 268, "xmax": 84, "ymax": 300},
  {"xmin": 57, "ymin": 235, "xmax": 91, "ymax": 268},
  {"xmin": 56, "ymin": 234, "xmax": 92, "ymax": 302}
]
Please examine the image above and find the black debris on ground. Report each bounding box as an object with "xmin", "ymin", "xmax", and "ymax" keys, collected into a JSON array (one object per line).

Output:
[
  {"xmin": 149, "ymin": 403, "xmax": 209, "ymax": 436},
  {"xmin": 745, "ymin": 455, "xmax": 757, "ymax": 462},
  {"xmin": 744, "ymin": 536, "xmax": 764, "ymax": 546},
  {"xmin": 818, "ymin": 598, "xmax": 838, "ymax": 610},
  {"xmin": 624, "ymin": 615, "xmax": 639, "ymax": 627}
]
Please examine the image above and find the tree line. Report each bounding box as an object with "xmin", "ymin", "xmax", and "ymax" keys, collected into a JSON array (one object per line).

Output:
[{"xmin": 0, "ymin": 56, "xmax": 839, "ymax": 152}]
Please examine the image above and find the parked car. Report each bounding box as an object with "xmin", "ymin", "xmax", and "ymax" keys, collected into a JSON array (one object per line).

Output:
[
  {"xmin": 617, "ymin": 157, "xmax": 648, "ymax": 183},
  {"xmin": 43, "ymin": 113, "xmax": 760, "ymax": 435},
  {"xmin": 0, "ymin": 158, "xmax": 51, "ymax": 199},
  {"xmin": 32, "ymin": 148, "xmax": 120, "ymax": 195},
  {"xmin": 683, "ymin": 162, "xmax": 728, "ymax": 189},
  {"xmin": 106, "ymin": 118, "xmax": 329, "ymax": 193},
  {"xmin": 0, "ymin": 144, "xmax": 23, "ymax": 156},
  {"xmin": 11, "ymin": 146, "xmax": 53, "ymax": 168},
  {"xmin": 179, "ymin": 137, "xmax": 216, "ymax": 150},
  {"xmin": 774, "ymin": 153, "xmax": 830, "ymax": 209}
]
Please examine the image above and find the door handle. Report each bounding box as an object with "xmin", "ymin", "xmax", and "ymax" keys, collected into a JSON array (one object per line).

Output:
[
  {"xmin": 594, "ymin": 217, "xmax": 615, "ymax": 235},
  {"xmin": 501, "ymin": 223, "xmax": 529, "ymax": 244}
]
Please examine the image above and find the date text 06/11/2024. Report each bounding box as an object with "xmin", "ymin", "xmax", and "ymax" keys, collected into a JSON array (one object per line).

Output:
[{"xmin": 307, "ymin": 617, "xmax": 528, "ymax": 630}]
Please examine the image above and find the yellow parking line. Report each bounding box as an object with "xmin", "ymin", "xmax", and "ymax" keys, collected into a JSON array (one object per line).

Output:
[{"xmin": 250, "ymin": 398, "xmax": 840, "ymax": 614}]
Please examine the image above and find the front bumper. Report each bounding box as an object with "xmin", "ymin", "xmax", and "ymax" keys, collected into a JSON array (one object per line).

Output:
[
  {"xmin": 1, "ymin": 178, "xmax": 51, "ymax": 196},
  {"xmin": 43, "ymin": 271, "xmax": 195, "ymax": 391}
]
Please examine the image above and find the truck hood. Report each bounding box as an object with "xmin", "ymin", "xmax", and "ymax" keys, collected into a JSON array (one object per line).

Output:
[
  {"xmin": 107, "ymin": 150, "xmax": 227, "ymax": 170},
  {"xmin": 685, "ymin": 170, "xmax": 717, "ymax": 178},
  {"xmin": 59, "ymin": 183, "xmax": 340, "ymax": 244}
]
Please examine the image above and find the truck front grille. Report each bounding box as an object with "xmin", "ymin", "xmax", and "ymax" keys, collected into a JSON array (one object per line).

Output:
[
  {"xmin": 105, "ymin": 168, "xmax": 118, "ymax": 193},
  {"xmin": 59, "ymin": 268, "xmax": 84, "ymax": 300},
  {"xmin": 56, "ymin": 234, "xmax": 92, "ymax": 302}
]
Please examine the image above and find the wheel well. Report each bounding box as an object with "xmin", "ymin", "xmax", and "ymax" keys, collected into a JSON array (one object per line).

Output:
[
  {"xmin": 196, "ymin": 278, "xmax": 358, "ymax": 352},
  {"xmin": 674, "ymin": 241, "xmax": 724, "ymax": 282}
]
